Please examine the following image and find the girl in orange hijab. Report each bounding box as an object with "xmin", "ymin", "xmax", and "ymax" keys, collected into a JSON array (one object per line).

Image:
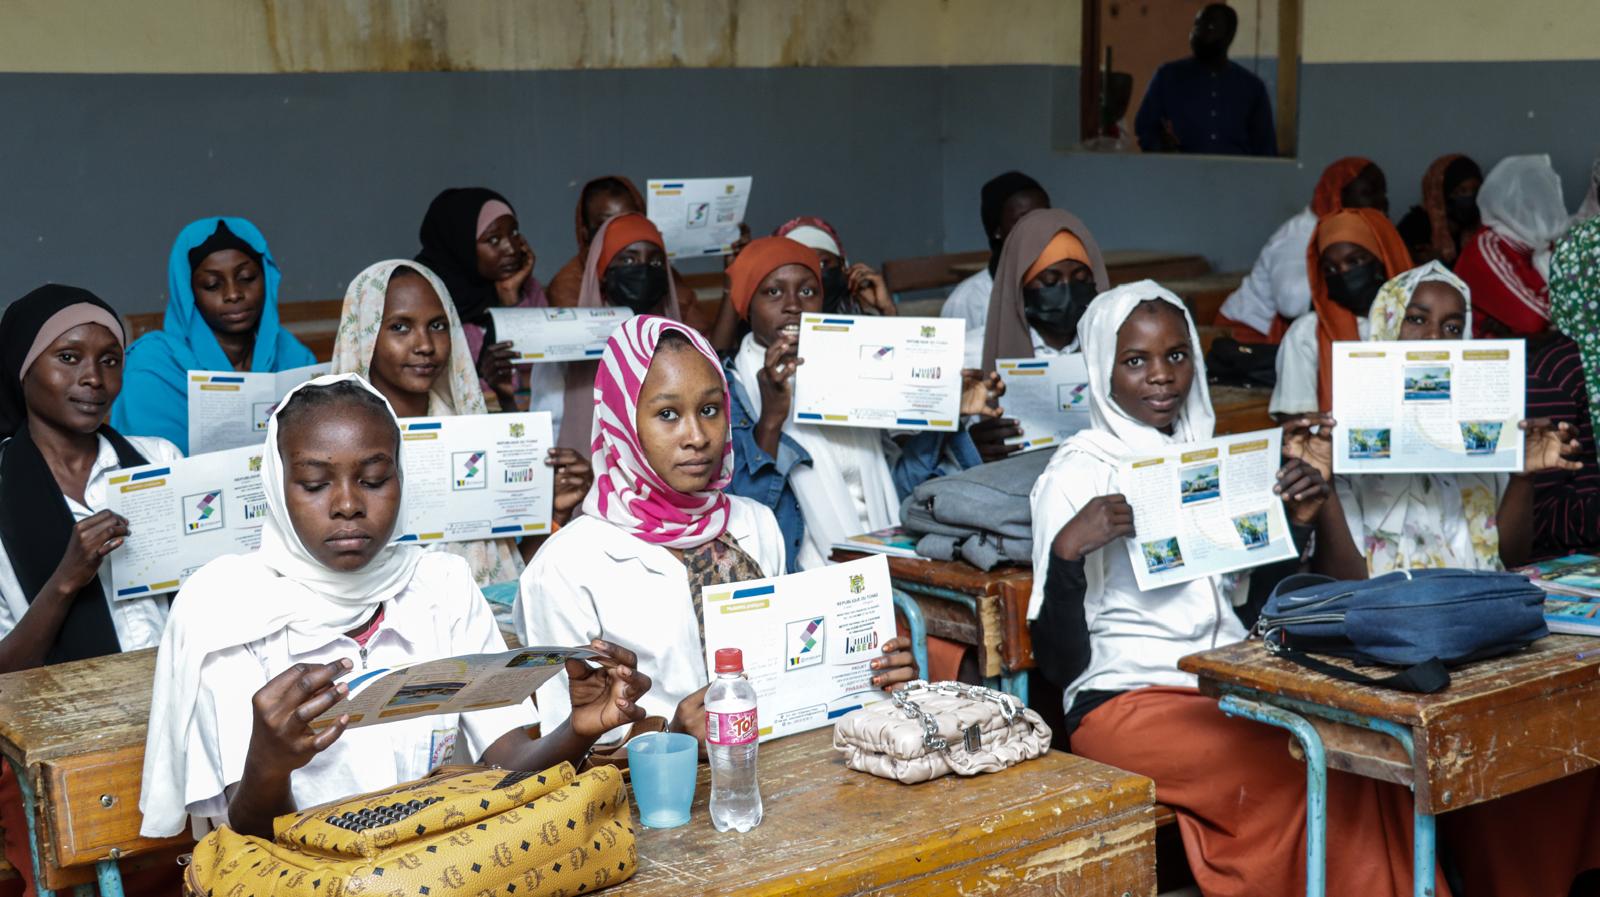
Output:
[
  {"xmin": 556, "ymin": 212, "xmax": 685, "ymax": 451},
  {"xmin": 546, "ymin": 175, "xmax": 702, "ymax": 320},
  {"xmin": 1269, "ymin": 208, "xmax": 1413, "ymax": 415}
]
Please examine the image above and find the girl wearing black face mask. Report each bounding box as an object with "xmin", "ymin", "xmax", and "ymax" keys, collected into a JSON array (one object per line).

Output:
[
  {"xmin": 972, "ymin": 208, "xmax": 1111, "ymax": 462},
  {"xmin": 1268, "ymin": 208, "xmax": 1414, "ymax": 418},
  {"xmin": 773, "ymin": 217, "xmax": 897, "ymax": 317},
  {"xmin": 555, "ymin": 212, "xmax": 686, "ymax": 451}
]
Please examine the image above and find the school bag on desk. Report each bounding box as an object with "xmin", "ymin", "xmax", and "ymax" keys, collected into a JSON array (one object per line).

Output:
[
  {"xmin": 1255, "ymin": 568, "xmax": 1549, "ymax": 693},
  {"xmin": 183, "ymin": 762, "xmax": 636, "ymax": 896}
]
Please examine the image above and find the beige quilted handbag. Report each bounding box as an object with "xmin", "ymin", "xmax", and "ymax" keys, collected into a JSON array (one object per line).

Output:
[{"xmin": 832, "ymin": 680, "xmax": 1052, "ymax": 783}]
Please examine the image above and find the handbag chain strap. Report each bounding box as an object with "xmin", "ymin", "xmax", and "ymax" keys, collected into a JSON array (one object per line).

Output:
[{"xmin": 890, "ymin": 680, "xmax": 1020, "ymax": 754}]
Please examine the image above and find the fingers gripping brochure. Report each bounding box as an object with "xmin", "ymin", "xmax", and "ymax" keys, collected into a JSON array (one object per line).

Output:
[
  {"xmin": 1331, "ymin": 339, "xmax": 1525, "ymax": 474},
  {"xmin": 106, "ymin": 413, "xmax": 554, "ymax": 597},
  {"xmin": 996, "ymin": 355, "xmax": 1092, "ymax": 452},
  {"xmin": 1119, "ymin": 428, "xmax": 1297, "ymax": 591},
  {"xmin": 312, "ymin": 646, "xmax": 599, "ymax": 730},
  {"xmin": 486, "ymin": 306, "xmax": 632, "ymax": 363},
  {"xmin": 646, "ymin": 176, "xmax": 752, "ymax": 258},
  {"xmin": 791, "ymin": 314, "xmax": 966, "ymax": 432},
  {"xmin": 700, "ymin": 555, "xmax": 897, "ymax": 743},
  {"xmin": 186, "ymin": 363, "xmax": 330, "ymax": 455}
]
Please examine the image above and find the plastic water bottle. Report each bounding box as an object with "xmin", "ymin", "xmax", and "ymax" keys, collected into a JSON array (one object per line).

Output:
[{"xmin": 705, "ymin": 647, "xmax": 762, "ymax": 832}]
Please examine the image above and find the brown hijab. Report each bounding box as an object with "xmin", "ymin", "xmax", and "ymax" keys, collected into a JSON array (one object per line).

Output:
[
  {"xmin": 556, "ymin": 214, "xmax": 684, "ymax": 451},
  {"xmin": 980, "ymin": 208, "xmax": 1108, "ymax": 370}
]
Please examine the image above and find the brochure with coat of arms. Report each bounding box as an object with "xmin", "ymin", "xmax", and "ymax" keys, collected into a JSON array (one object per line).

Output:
[
  {"xmin": 700, "ymin": 555, "xmax": 896, "ymax": 742},
  {"xmin": 107, "ymin": 413, "xmax": 554, "ymax": 597},
  {"xmin": 790, "ymin": 314, "xmax": 965, "ymax": 432}
]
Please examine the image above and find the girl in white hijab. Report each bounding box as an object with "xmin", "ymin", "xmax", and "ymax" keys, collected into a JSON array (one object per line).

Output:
[
  {"xmin": 1029, "ymin": 281, "xmax": 1474, "ymax": 897},
  {"xmin": 1456, "ymin": 154, "xmax": 1569, "ymax": 335},
  {"xmin": 139, "ymin": 374, "xmax": 648, "ymax": 841}
]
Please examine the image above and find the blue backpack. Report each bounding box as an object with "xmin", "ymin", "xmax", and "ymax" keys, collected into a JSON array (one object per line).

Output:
[{"xmin": 1255, "ymin": 568, "xmax": 1549, "ymax": 693}]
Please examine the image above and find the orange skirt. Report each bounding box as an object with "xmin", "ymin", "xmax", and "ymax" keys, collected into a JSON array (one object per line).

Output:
[{"xmin": 1072, "ymin": 686, "xmax": 1600, "ymax": 897}]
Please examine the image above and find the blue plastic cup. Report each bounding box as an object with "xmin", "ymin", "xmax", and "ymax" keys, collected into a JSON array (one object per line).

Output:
[{"xmin": 627, "ymin": 732, "xmax": 698, "ymax": 828}]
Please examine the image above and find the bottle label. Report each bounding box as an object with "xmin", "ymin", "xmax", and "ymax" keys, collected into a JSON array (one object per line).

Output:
[{"xmin": 706, "ymin": 707, "xmax": 758, "ymax": 746}]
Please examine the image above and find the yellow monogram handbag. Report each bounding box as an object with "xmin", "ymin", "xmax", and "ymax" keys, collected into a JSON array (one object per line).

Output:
[{"xmin": 183, "ymin": 762, "xmax": 636, "ymax": 896}]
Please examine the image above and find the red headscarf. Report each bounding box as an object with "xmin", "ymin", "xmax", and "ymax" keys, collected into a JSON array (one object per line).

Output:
[
  {"xmin": 726, "ymin": 237, "xmax": 824, "ymax": 320},
  {"xmin": 1311, "ymin": 157, "xmax": 1376, "ymax": 218},
  {"xmin": 1421, "ymin": 153, "xmax": 1466, "ymax": 264},
  {"xmin": 1310, "ymin": 209, "xmax": 1414, "ymax": 411}
]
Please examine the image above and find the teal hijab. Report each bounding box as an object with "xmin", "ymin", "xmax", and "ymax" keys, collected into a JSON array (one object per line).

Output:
[{"xmin": 110, "ymin": 217, "xmax": 316, "ymax": 454}]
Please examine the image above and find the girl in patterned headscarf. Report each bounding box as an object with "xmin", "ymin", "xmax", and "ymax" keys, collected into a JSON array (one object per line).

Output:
[
  {"xmin": 516, "ymin": 315, "xmax": 918, "ymax": 747},
  {"xmin": 331, "ymin": 260, "xmax": 592, "ymax": 584}
]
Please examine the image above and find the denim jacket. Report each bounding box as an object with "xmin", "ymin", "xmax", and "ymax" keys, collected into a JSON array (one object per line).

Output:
[{"xmin": 724, "ymin": 359, "xmax": 981, "ymax": 572}]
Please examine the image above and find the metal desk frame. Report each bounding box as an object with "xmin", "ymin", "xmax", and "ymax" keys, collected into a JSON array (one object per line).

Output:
[
  {"xmin": 891, "ymin": 582, "xmax": 1027, "ymax": 702},
  {"xmin": 5, "ymin": 754, "xmax": 126, "ymax": 897}
]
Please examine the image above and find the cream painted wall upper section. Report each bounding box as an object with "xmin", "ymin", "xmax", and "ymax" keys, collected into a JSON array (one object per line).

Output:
[
  {"xmin": 4, "ymin": 0, "xmax": 1596, "ymax": 73},
  {"xmin": 0, "ymin": 0, "xmax": 1078, "ymax": 73}
]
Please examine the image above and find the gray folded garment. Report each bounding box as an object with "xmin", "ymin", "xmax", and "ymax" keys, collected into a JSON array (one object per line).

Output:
[
  {"xmin": 914, "ymin": 532, "xmax": 1033, "ymax": 571},
  {"xmin": 901, "ymin": 450, "xmax": 1052, "ymax": 569}
]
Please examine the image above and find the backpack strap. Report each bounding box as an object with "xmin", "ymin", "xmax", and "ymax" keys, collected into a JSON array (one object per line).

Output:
[{"xmin": 1273, "ymin": 647, "xmax": 1451, "ymax": 694}]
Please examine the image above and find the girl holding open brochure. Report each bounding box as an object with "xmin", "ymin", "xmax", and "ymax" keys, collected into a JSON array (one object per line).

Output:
[
  {"xmin": 516, "ymin": 315, "xmax": 918, "ymax": 747},
  {"xmin": 111, "ymin": 216, "xmax": 318, "ymax": 454},
  {"xmin": 138, "ymin": 374, "xmax": 650, "ymax": 843},
  {"xmin": 330, "ymin": 259, "xmax": 593, "ymax": 581}
]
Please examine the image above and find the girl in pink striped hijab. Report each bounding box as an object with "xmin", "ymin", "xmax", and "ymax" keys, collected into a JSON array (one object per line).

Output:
[{"xmin": 582, "ymin": 314, "xmax": 734, "ymax": 547}]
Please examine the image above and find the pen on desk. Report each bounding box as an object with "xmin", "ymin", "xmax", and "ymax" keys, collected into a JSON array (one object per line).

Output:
[{"xmin": 1578, "ymin": 648, "xmax": 1600, "ymax": 662}]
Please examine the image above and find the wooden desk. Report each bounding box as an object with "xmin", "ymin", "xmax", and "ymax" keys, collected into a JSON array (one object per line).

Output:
[
  {"xmin": 830, "ymin": 551, "xmax": 1033, "ymax": 699},
  {"xmin": 1180, "ymin": 636, "xmax": 1600, "ymax": 896},
  {"xmin": 0, "ymin": 650, "xmax": 192, "ymax": 891},
  {"xmin": 1210, "ymin": 385, "xmax": 1274, "ymax": 436},
  {"xmin": 946, "ymin": 250, "xmax": 1213, "ymax": 291},
  {"xmin": 1162, "ymin": 271, "xmax": 1246, "ymax": 327},
  {"xmin": 613, "ymin": 728, "xmax": 1157, "ymax": 896}
]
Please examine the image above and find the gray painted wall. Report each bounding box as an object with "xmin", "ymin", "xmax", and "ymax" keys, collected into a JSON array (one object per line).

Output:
[{"xmin": 3, "ymin": 61, "xmax": 1598, "ymax": 315}]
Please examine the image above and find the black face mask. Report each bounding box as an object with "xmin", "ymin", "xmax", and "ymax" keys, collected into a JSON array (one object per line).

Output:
[
  {"xmin": 821, "ymin": 266, "xmax": 852, "ymax": 314},
  {"xmin": 1325, "ymin": 261, "xmax": 1385, "ymax": 316},
  {"xmin": 1023, "ymin": 279, "xmax": 1097, "ymax": 335},
  {"xmin": 1445, "ymin": 194, "xmax": 1480, "ymax": 228},
  {"xmin": 603, "ymin": 264, "xmax": 670, "ymax": 314}
]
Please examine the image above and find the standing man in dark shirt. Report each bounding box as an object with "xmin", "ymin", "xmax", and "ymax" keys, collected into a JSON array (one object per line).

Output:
[{"xmin": 1134, "ymin": 4, "xmax": 1277, "ymax": 156}]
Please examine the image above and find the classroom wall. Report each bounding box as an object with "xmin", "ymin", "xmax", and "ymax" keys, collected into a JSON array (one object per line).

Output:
[{"xmin": 2, "ymin": 1, "xmax": 1599, "ymax": 314}]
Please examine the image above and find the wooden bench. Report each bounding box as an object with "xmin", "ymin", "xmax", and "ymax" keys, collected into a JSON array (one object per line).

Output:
[
  {"xmin": 124, "ymin": 300, "xmax": 344, "ymax": 364},
  {"xmin": 611, "ymin": 727, "xmax": 1157, "ymax": 896},
  {"xmin": 882, "ymin": 250, "xmax": 991, "ymax": 297},
  {"xmin": 0, "ymin": 650, "xmax": 192, "ymax": 892},
  {"xmin": 1165, "ymin": 271, "xmax": 1247, "ymax": 327}
]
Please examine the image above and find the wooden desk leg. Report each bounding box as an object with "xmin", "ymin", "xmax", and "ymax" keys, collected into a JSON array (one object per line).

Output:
[
  {"xmin": 891, "ymin": 589, "xmax": 931, "ymax": 681},
  {"xmin": 1219, "ymin": 689, "xmax": 1439, "ymax": 897}
]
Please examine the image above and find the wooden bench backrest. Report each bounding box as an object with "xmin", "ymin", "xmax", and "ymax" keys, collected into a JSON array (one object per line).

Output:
[{"xmin": 882, "ymin": 250, "xmax": 990, "ymax": 295}]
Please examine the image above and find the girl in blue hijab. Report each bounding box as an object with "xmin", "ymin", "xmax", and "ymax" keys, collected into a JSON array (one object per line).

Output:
[{"xmin": 112, "ymin": 217, "xmax": 317, "ymax": 453}]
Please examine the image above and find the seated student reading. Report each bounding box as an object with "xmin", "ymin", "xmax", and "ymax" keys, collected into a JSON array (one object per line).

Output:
[
  {"xmin": 722, "ymin": 237, "xmax": 985, "ymax": 573},
  {"xmin": 1535, "ymin": 219, "xmax": 1600, "ymax": 556},
  {"xmin": 1271, "ymin": 208, "xmax": 1413, "ymax": 417},
  {"xmin": 941, "ymin": 172, "xmax": 1051, "ymax": 332},
  {"xmin": 112, "ymin": 217, "xmax": 317, "ymax": 454},
  {"xmin": 554, "ymin": 212, "xmax": 687, "ymax": 451},
  {"xmin": 1028, "ymin": 281, "xmax": 1600, "ymax": 896},
  {"xmin": 1307, "ymin": 262, "xmax": 1581, "ymax": 573},
  {"xmin": 516, "ymin": 315, "xmax": 918, "ymax": 744},
  {"xmin": 138, "ymin": 374, "xmax": 650, "ymax": 841},
  {"xmin": 1216, "ymin": 157, "xmax": 1388, "ymax": 343},
  {"xmin": 1455, "ymin": 154, "xmax": 1569, "ymax": 337},
  {"xmin": 330, "ymin": 260, "xmax": 593, "ymax": 579},
  {"xmin": 0, "ymin": 286, "xmax": 183, "ymax": 674},
  {"xmin": 413, "ymin": 187, "xmax": 564, "ymax": 419},
  {"xmin": 547, "ymin": 175, "xmax": 699, "ymax": 317},
  {"xmin": 968, "ymin": 207, "xmax": 1109, "ymax": 461}
]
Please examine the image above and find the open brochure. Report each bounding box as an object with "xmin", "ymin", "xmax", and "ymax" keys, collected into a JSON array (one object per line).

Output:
[
  {"xmin": 701, "ymin": 555, "xmax": 896, "ymax": 742},
  {"xmin": 313, "ymin": 646, "xmax": 599, "ymax": 729},
  {"xmin": 186, "ymin": 363, "xmax": 329, "ymax": 455},
  {"xmin": 1331, "ymin": 339, "xmax": 1524, "ymax": 474},
  {"xmin": 486, "ymin": 306, "xmax": 632, "ymax": 363},
  {"xmin": 1119, "ymin": 428, "xmax": 1296, "ymax": 591},
  {"xmin": 791, "ymin": 314, "xmax": 965, "ymax": 432},
  {"xmin": 107, "ymin": 413, "xmax": 553, "ymax": 597},
  {"xmin": 996, "ymin": 355, "xmax": 1091, "ymax": 452},
  {"xmin": 646, "ymin": 176, "xmax": 752, "ymax": 258}
]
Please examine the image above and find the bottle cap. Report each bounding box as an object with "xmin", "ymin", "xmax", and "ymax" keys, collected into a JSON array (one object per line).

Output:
[{"xmin": 714, "ymin": 647, "xmax": 744, "ymax": 673}]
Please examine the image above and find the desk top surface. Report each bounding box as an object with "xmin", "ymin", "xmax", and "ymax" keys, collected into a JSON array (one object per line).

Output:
[
  {"xmin": 830, "ymin": 550, "xmax": 1030, "ymax": 595},
  {"xmin": 0, "ymin": 648, "xmax": 154, "ymax": 766},
  {"xmin": 615, "ymin": 728, "xmax": 1153, "ymax": 896},
  {"xmin": 1180, "ymin": 635, "xmax": 1600, "ymax": 728}
]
